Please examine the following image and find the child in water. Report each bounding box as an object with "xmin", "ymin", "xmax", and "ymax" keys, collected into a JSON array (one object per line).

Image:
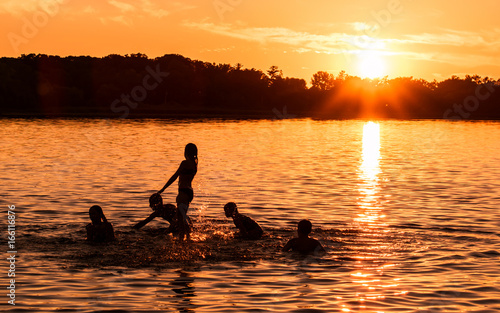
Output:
[
  {"xmin": 282, "ymin": 219, "xmax": 325, "ymax": 254},
  {"xmin": 158, "ymin": 143, "xmax": 198, "ymax": 241},
  {"xmin": 133, "ymin": 193, "xmax": 178, "ymax": 234},
  {"xmin": 224, "ymin": 202, "xmax": 263, "ymax": 240},
  {"xmin": 86, "ymin": 205, "xmax": 115, "ymax": 242}
]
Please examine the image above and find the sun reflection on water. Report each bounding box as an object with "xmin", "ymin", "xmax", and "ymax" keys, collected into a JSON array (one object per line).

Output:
[
  {"xmin": 357, "ymin": 121, "xmax": 384, "ymax": 227},
  {"xmin": 342, "ymin": 122, "xmax": 406, "ymax": 311},
  {"xmin": 361, "ymin": 122, "xmax": 381, "ymax": 182}
]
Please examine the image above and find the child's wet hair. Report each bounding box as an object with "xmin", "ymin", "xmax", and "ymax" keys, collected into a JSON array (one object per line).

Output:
[
  {"xmin": 89, "ymin": 205, "xmax": 107, "ymax": 223},
  {"xmin": 149, "ymin": 193, "xmax": 163, "ymax": 208},
  {"xmin": 298, "ymin": 219, "xmax": 312, "ymax": 235},
  {"xmin": 224, "ymin": 202, "xmax": 238, "ymax": 215},
  {"xmin": 224, "ymin": 202, "xmax": 238, "ymax": 217},
  {"xmin": 185, "ymin": 143, "xmax": 198, "ymax": 163}
]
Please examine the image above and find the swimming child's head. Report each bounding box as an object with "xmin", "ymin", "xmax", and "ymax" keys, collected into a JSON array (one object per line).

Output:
[
  {"xmin": 89, "ymin": 205, "xmax": 105, "ymax": 224},
  {"xmin": 149, "ymin": 193, "xmax": 163, "ymax": 210},
  {"xmin": 184, "ymin": 143, "xmax": 198, "ymax": 163},
  {"xmin": 297, "ymin": 219, "xmax": 312, "ymax": 236},
  {"xmin": 224, "ymin": 202, "xmax": 238, "ymax": 217}
]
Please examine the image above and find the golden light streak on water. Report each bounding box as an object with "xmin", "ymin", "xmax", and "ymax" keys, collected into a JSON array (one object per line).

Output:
[
  {"xmin": 361, "ymin": 121, "xmax": 381, "ymax": 182},
  {"xmin": 357, "ymin": 121, "xmax": 383, "ymax": 225},
  {"xmin": 344, "ymin": 121, "xmax": 400, "ymax": 312}
]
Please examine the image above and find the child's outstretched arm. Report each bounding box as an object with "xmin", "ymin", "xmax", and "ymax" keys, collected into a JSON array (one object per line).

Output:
[
  {"xmin": 158, "ymin": 163, "xmax": 183, "ymax": 194},
  {"xmin": 133, "ymin": 211, "xmax": 159, "ymax": 229}
]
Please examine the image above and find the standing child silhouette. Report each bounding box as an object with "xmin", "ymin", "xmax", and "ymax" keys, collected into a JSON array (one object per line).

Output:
[{"xmin": 158, "ymin": 143, "xmax": 198, "ymax": 241}]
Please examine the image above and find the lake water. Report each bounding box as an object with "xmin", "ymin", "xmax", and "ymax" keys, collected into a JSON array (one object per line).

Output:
[{"xmin": 1, "ymin": 118, "xmax": 500, "ymax": 312}]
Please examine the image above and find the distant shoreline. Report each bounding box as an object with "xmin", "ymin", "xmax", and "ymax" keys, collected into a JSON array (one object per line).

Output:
[
  {"xmin": 2, "ymin": 54, "xmax": 500, "ymax": 120},
  {"xmin": 2, "ymin": 110, "xmax": 499, "ymax": 121}
]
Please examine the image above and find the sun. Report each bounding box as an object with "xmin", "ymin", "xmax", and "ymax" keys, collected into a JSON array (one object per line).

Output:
[{"xmin": 357, "ymin": 51, "xmax": 387, "ymax": 79}]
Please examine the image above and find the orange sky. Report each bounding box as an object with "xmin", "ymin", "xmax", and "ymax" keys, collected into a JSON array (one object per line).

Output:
[{"xmin": 1, "ymin": 0, "xmax": 500, "ymax": 82}]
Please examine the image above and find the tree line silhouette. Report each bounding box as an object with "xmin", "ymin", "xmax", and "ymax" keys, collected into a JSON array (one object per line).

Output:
[{"xmin": 1, "ymin": 53, "xmax": 499, "ymax": 119}]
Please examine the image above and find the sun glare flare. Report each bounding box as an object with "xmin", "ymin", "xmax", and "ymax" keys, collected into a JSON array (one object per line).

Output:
[{"xmin": 357, "ymin": 51, "xmax": 387, "ymax": 79}]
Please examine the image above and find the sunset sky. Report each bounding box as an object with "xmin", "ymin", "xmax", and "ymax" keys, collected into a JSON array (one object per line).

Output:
[{"xmin": 1, "ymin": 0, "xmax": 500, "ymax": 82}]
